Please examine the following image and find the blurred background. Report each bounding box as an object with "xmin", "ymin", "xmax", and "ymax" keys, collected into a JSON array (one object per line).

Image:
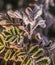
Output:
[
  {"xmin": 0, "ymin": 0, "xmax": 55, "ymax": 16},
  {"xmin": 0, "ymin": 0, "xmax": 54, "ymax": 15},
  {"xmin": 0, "ymin": 0, "xmax": 28, "ymax": 11}
]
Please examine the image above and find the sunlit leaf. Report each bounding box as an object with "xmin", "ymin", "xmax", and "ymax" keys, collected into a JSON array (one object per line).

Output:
[
  {"xmin": 0, "ymin": 46, "xmax": 5, "ymax": 54},
  {"xmin": 3, "ymin": 27, "xmax": 24, "ymax": 44},
  {"xmin": 14, "ymin": 27, "xmax": 19, "ymax": 35},
  {"xmin": 4, "ymin": 50, "xmax": 12, "ymax": 61},
  {"xmin": 0, "ymin": 35, "xmax": 5, "ymax": 45}
]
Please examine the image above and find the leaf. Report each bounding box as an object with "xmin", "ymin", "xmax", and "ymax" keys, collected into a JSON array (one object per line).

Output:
[
  {"xmin": 14, "ymin": 27, "xmax": 19, "ymax": 35},
  {"xmin": 4, "ymin": 50, "xmax": 11, "ymax": 61},
  {"xmin": 17, "ymin": 52, "xmax": 26, "ymax": 57},
  {"xmin": 0, "ymin": 46, "xmax": 5, "ymax": 54},
  {"xmin": 27, "ymin": 43, "xmax": 30, "ymax": 51},
  {"xmin": 10, "ymin": 36, "xmax": 17, "ymax": 43},
  {"xmin": 36, "ymin": 57, "xmax": 50, "ymax": 65},
  {"xmin": 28, "ymin": 45, "xmax": 39, "ymax": 55},
  {"xmin": 21, "ymin": 56, "xmax": 29, "ymax": 65},
  {"xmin": 6, "ymin": 35, "xmax": 17, "ymax": 43},
  {"xmin": 11, "ymin": 51, "xmax": 26, "ymax": 62},
  {"xmin": 10, "ymin": 27, "xmax": 15, "ymax": 35},
  {"xmin": 0, "ymin": 35, "xmax": 5, "ymax": 54},
  {"xmin": 21, "ymin": 45, "xmax": 50, "ymax": 65},
  {"xmin": 26, "ymin": 59, "xmax": 31, "ymax": 65},
  {"xmin": 34, "ymin": 8, "xmax": 42, "ymax": 19},
  {"xmin": 32, "ymin": 49, "xmax": 44, "ymax": 58},
  {"xmin": 14, "ymin": 10, "xmax": 22, "ymax": 19},
  {"xmin": 3, "ymin": 31, "xmax": 11, "ymax": 36},
  {"xmin": 0, "ymin": 35, "xmax": 5, "ymax": 45},
  {"xmin": 6, "ymin": 35, "xmax": 13, "ymax": 41},
  {"xmin": 38, "ymin": 20, "xmax": 46, "ymax": 28},
  {"xmin": 3, "ymin": 27, "xmax": 24, "ymax": 44}
]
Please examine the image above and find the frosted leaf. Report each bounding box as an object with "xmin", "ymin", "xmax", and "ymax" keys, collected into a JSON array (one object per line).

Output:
[
  {"xmin": 50, "ymin": 43, "xmax": 55, "ymax": 50},
  {"xmin": 38, "ymin": 20, "xmax": 46, "ymax": 28},
  {"xmin": 22, "ymin": 12, "xmax": 30, "ymax": 25},
  {"xmin": 7, "ymin": 10, "xmax": 22, "ymax": 19},
  {"xmin": 34, "ymin": 8, "xmax": 42, "ymax": 20},
  {"xmin": 14, "ymin": 10, "xmax": 22, "ymax": 19}
]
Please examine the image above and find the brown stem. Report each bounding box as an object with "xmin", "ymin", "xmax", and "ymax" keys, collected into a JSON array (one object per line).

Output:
[{"xmin": 10, "ymin": 44, "xmax": 23, "ymax": 51}]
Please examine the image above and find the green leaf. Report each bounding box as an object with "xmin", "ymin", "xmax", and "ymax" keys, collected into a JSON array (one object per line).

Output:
[
  {"xmin": 3, "ymin": 27, "xmax": 24, "ymax": 44},
  {"xmin": 26, "ymin": 59, "xmax": 31, "ymax": 65},
  {"xmin": 0, "ymin": 35, "xmax": 5, "ymax": 45},
  {"xmin": 0, "ymin": 46, "xmax": 5, "ymax": 54},
  {"xmin": 17, "ymin": 35, "xmax": 20, "ymax": 42},
  {"xmin": 6, "ymin": 35, "xmax": 17, "ymax": 43},
  {"xmin": 10, "ymin": 27, "xmax": 15, "ymax": 35},
  {"xmin": 3, "ymin": 31, "xmax": 11, "ymax": 36},
  {"xmin": 4, "ymin": 50, "xmax": 11, "ymax": 61},
  {"xmin": 10, "ymin": 36, "xmax": 17, "ymax": 43},
  {"xmin": 32, "ymin": 49, "xmax": 44, "ymax": 58},
  {"xmin": 36, "ymin": 57, "xmax": 50, "ymax": 65},
  {"xmin": 21, "ymin": 56, "xmax": 29, "ymax": 65},
  {"xmin": 27, "ymin": 43, "xmax": 30, "ymax": 51},
  {"xmin": 28, "ymin": 45, "xmax": 39, "ymax": 55},
  {"xmin": 14, "ymin": 27, "xmax": 19, "ymax": 35},
  {"xmin": 17, "ymin": 52, "xmax": 26, "ymax": 57},
  {"xmin": 6, "ymin": 35, "xmax": 12, "ymax": 41},
  {"xmin": 21, "ymin": 45, "xmax": 50, "ymax": 65}
]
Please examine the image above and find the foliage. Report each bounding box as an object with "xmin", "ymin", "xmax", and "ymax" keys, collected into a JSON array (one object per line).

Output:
[
  {"xmin": 0, "ymin": 0, "xmax": 54, "ymax": 64},
  {"xmin": 21, "ymin": 45, "xmax": 50, "ymax": 65},
  {"xmin": 0, "ymin": 33, "xmax": 50, "ymax": 65},
  {"xmin": 3, "ymin": 26, "xmax": 25, "ymax": 44}
]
